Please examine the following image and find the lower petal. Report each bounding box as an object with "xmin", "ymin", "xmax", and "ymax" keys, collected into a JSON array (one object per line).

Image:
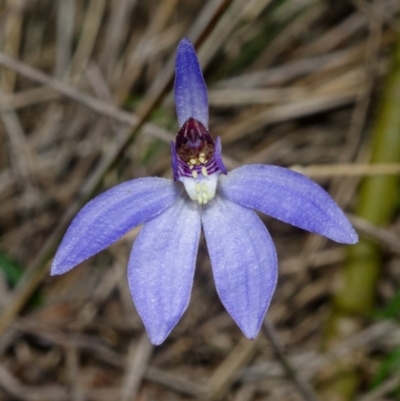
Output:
[
  {"xmin": 202, "ymin": 197, "xmax": 277, "ymax": 339},
  {"xmin": 128, "ymin": 198, "xmax": 201, "ymax": 345}
]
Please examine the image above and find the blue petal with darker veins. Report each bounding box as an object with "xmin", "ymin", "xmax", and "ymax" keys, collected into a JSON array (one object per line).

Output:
[
  {"xmin": 51, "ymin": 178, "xmax": 183, "ymax": 276},
  {"xmin": 174, "ymin": 38, "xmax": 209, "ymax": 128},
  {"xmin": 128, "ymin": 197, "xmax": 201, "ymax": 345},
  {"xmin": 202, "ymin": 197, "xmax": 277, "ymax": 339},
  {"xmin": 219, "ymin": 164, "xmax": 358, "ymax": 244}
]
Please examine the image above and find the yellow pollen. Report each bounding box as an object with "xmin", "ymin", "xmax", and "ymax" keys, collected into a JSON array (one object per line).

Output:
[
  {"xmin": 201, "ymin": 166, "xmax": 208, "ymax": 177},
  {"xmin": 192, "ymin": 170, "xmax": 198, "ymax": 179},
  {"xmin": 199, "ymin": 152, "xmax": 205, "ymax": 158},
  {"xmin": 203, "ymin": 198, "xmax": 208, "ymax": 204},
  {"xmin": 202, "ymin": 192, "xmax": 208, "ymax": 199},
  {"xmin": 197, "ymin": 195, "xmax": 203, "ymax": 204},
  {"xmin": 189, "ymin": 158, "xmax": 196, "ymax": 165},
  {"xmin": 199, "ymin": 156, "xmax": 205, "ymax": 163},
  {"xmin": 195, "ymin": 183, "xmax": 201, "ymax": 193},
  {"xmin": 189, "ymin": 164, "xmax": 194, "ymax": 169}
]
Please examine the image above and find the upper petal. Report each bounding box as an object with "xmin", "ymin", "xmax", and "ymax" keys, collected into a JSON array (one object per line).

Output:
[
  {"xmin": 174, "ymin": 38, "xmax": 208, "ymax": 128},
  {"xmin": 202, "ymin": 197, "xmax": 277, "ymax": 339},
  {"xmin": 219, "ymin": 165, "xmax": 358, "ymax": 244},
  {"xmin": 51, "ymin": 178, "xmax": 183, "ymax": 275},
  {"xmin": 128, "ymin": 197, "xmax": 201, "ymax": 345}
]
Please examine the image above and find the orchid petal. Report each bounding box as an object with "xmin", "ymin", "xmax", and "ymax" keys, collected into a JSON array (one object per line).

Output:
[
  {"xmin": 214, "ymin": 137, "xmax": 227, "ymax": 174},
  {"xmin": 174, "ymin": 38, "xmax": 208, "ymax": 128},
  {"xmin": 219, "ymin": 165, "xmax": 358, "ymax": 244},
  {"xmin": 51, "ymin": 178, "xmax": 183, "ymax": 275},
  {"xmin": 202, "ymin": 197, "xmax": 277, "ymax": 339},
  {"xmin": 170, "ymin": 141, "xmax": 179, "ymax": 181},
  {"xmin": 128, "ymin": 198, "xmax": 201, "ymax": 345}
]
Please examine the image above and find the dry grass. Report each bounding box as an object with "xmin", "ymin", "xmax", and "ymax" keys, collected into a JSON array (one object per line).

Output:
[{"xmin": 0, "ymin": 0, "xmax": 400, "ymax": 400}]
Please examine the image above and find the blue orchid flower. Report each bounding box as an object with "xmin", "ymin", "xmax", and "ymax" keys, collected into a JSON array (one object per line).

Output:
[{"xmin": 51, "ymin": 38, "xmax": 358, "ymax": 345}]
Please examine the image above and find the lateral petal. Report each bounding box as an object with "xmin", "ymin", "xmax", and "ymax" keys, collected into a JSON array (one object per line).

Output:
[
  {"xmin": 219, "ymin": 165, "xmax": 358, "ymax": 244},
  {"xmin": 52, "ymin": 178, "xmax": 183, "ymax": 275},
  {"xmin": 128, "ymin": 198, "xmax": 201, "ymax": 345},
  {"xmin": 174, "ymin": 38, "xmax": 209, "ymax": 128},
  {"xmin": 202, "ymin": 197, "xmax": 277, "ymax": 339}
]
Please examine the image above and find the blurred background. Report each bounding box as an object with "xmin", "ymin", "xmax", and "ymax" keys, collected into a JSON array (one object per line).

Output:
[{"xmin": 0, "ymin": 0, "xmax": 400, "ymax": 400}]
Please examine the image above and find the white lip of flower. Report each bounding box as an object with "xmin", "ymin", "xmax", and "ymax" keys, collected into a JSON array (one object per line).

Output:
[
  {"xmin": 180, "ymin": 170, "xmax": 219, "ymax": 204},
  {"xmin": 172, "ymin": 117, "xmax": 226, "ymax": 204}
]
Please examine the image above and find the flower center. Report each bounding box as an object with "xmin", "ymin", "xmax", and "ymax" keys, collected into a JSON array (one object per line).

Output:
[
  {"xmin": 176, "ymin": 118, "xmax": 214, "ymax": 166},
  {"xmin": 173, "ymin": 118, "xmax": 223, "ymax": 204}
]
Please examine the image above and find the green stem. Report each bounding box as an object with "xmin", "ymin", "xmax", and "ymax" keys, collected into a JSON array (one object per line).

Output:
[{"xmin": 322, "ymin": 37, "xmax": 400, "ymax": 399}]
